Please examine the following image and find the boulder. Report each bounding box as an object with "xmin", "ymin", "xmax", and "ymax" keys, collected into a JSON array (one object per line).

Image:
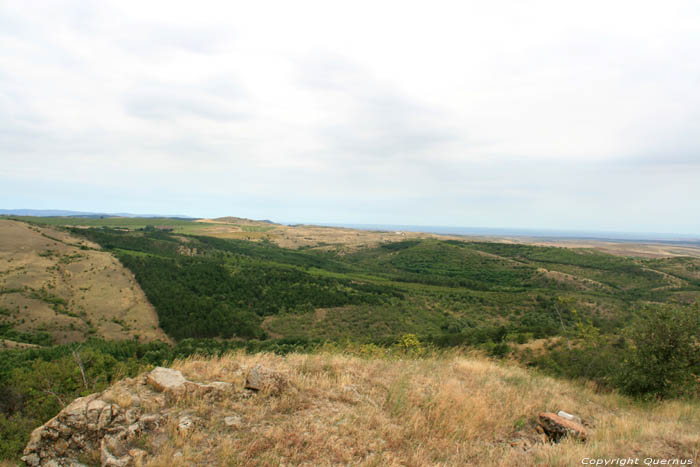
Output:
[
  {"xmin": 538, "ymin": 412, "xmax": 587, "ymax": 442},
  {"xmin": 22, "ymin": 366, "xmax": 238, "ymax": 466},
  {"xmin": 244, "ymin": 365, "xmax": 287, "ymax": 395},
  {"xmin": 146, "ymin": 367, "xmax": 187, "ymax": 393}
]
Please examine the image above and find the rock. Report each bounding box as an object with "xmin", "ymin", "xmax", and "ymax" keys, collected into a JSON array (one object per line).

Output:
[
  {"xmin": 557, "ymin": 410, "xmax": 582, "ymax": 425},
  {"xmin": 184, "ymin": 380, "xmax": 234, "ymax": 397},
  {"xmin": 139, "ymin": 413, "xmax": 162, "ymax": 430},
  {"xmin": 129, "ymin": 448, "xmax": 148, "ymax": 460},
  {"xmin": 223, "ymin": 415, "xmax": 243, "ymax": 429},
  {"xmin": 22, "ymin": 366, "xmax": 239, "ymax": 465},
  {"xmin": 245, "ymin": 365, "xmax": 287, "ymax": 395},
  {"xmin": 538, "ymin": 412, "xmax": 587, "ymax": 442},
  {"xmin": 177, "ymin": 416, "xmax": 195, "ymax": 436},
  {"xmin": 21, "ymin": 453, "xmax": 40, "ymax": 466},
  {"xmin": 146, "ymin": 367, "xmax": 187, "ymax": 393}
]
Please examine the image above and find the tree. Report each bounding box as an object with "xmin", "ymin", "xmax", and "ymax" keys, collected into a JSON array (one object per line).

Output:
[{"xmin": 618, "ymin": 305, "xmax": 700, "ymax": 399}]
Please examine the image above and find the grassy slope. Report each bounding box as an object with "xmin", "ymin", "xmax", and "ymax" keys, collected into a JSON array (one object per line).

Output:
[
  {"xmin": 133, "ymin": 351, "xmax": 700, "ymax": 466},
  {"xmin": 0, "ymin": 220, "xmax": 168, "ymax": 344}
]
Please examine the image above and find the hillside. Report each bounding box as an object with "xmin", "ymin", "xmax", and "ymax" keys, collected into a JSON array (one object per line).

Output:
[
  {"xmin": 0, "ymin": 220, "xmax": 169, "ymax": 344},
  {"xmin": 18, "ymin": 352, "xmax": 700, "ymax": 466},
  {"xmin": 50, "ymin": 226, "xmax": 700, "ymax": 345}
]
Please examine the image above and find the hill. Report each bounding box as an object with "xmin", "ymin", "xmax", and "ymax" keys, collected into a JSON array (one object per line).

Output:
[
  {"xmin": 0, "ymin": 220, "xmax": 169, "ymax": 344},
  {"xmin": 52, "ymin": 226, "xmax": 700, "ymax": 345},
  {"xmin": 17, "ymin": 351, "xmax": 700, "ymax": 466}
]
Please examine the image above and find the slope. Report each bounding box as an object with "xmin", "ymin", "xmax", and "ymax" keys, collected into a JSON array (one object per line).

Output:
[
  {"xmin": 0, "ymin": 220, "xmax": 169, "ymax": 344},
  {"xmin": 19, "ymin": 351, "xmax": 700, "ymax": 466}
]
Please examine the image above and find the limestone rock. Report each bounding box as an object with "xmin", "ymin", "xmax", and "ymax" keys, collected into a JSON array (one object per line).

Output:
[
  {"xmin": 538, "ymin": 412, "xmax": 587, "ymax": 442},
  {"xmin": 557, "ymin": 410, "xmax": 582, "ymax": 425},
  {"xmin": 245, "ymin": 365, "xmax": 287, "ymax": 395},
  {"xmin": 146, "ymin": 367, "xmax": 187, "ymax": 393},
  {"xmin": 21, "ymin": 366, "xmax": 240, "ymax": 466}
]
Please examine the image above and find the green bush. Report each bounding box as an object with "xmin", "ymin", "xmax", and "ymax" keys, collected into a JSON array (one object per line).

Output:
[{"xmin": 616, "ymin": 305, "xmax": 700, "ymax": 399}]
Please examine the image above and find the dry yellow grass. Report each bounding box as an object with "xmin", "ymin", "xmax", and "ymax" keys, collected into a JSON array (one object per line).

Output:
[
  {"xmin": 0, "ymin": 219, "xmax": 169, "ymax": 344},
  {"xmin": 130, "ymin": 352, "xmax": 700, "ymax": 466}
]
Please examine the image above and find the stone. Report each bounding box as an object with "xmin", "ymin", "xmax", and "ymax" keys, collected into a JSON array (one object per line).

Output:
[
  {"xmin": 146, "ymin": 367, "xmax": 187, "ymax": 393},
  {"xmin": 21, "ymin": 453, "xmax": 40, "ymax": 466},
  {"xmin": 224, "ymin": 415, "xmax": 243, "ymax": 429},
  {"xmin": 538, "ymin": 412, "xmax": 587, "ymax": 442},
  {"xmin": 21, "ymin": 366, "xmax": 237, "ymax": 465},
  {"xmin": 184, "ymin": 380, "xmax": 234, "ymax": 397},
  {"xmin": 557, "ymin": 410, "xmax": 582, "ymax": 425},
  {"xmin": 129, "ymin": 448, "xmax": 148, "ymax": 460},
  {"xmin": 177, "ymin": 416, "xmax": 195, "ymax": 436},
  {"xmin": 245, "ymin": 365, "xmax": 287, "ymax": 395},
  {"xmin": 86, "ymin": 399, "xmax": 109, "ymax": 424},
  {"xmin": 54, "ymin": 438, "xmax": 69, "ymax": 455},
  {"xmin": 101, "ymin": 430, "xmax": 130, "ymax": 467},
  {"xmin": 139, "ymin": 413, "xmax": 162, "ymax": 430}
]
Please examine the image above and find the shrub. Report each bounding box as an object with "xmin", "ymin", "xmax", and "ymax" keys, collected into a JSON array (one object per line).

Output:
[{"xmin": 616, "ymin": 305, "xmax": 700, "ymax": 399}]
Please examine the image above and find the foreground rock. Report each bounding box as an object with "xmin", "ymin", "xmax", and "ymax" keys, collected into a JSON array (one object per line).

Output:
[
  {"xmin": 538, "ymin": 412, "xmax": 588, "ymax": 442},
  {"xmin": 21, "ymin": 368, "xmax": 235, "ymax": 466},
  {"xmin": 244, "ymin": 364, "xmax": 287, "ymax": 395},
  {"xmin": 145, "ymin": 367, "xmax": 187, "ymax": 393}
]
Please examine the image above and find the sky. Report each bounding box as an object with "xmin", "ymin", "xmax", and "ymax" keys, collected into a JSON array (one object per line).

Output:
[{"xmin": 2, "ymin": 0, "xmax": 700, "ymax": 234}]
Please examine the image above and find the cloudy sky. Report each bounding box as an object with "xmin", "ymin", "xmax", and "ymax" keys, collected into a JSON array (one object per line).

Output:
[{"xmin": 2, "ymin": 1, "xmax": 699, "ymax": 234}]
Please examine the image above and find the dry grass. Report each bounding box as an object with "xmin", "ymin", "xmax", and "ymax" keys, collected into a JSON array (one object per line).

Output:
[
  {"xmin": 0, "ymin": 219, "xmax": 169, "ymax": 343},
  {"xmin": 132, "ymin": 352, "xmax": 700, "ymax": 466}
]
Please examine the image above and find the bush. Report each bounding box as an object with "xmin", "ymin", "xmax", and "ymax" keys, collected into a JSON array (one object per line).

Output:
[{"xmin": 616, "ymin": 305, "xmax": 700, "ymax": 399}]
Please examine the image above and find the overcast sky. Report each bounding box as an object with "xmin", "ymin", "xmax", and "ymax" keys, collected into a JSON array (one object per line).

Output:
[{"xmin": 2, "ymin": 1, "xmax": 699, "ymax": 234}]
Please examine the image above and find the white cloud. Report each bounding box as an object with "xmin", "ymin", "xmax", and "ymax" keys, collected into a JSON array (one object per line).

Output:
[{"xmin": 1, "ymin": 0, "xmax": 699, "ymax": 233}]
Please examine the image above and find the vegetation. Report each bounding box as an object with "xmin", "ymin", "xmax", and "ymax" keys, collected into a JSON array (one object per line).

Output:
[
  {"xmin": 2, "ymin": 219, "xmax": 699, "ymax": 462},
  {"xmin": 531, "ymin": 304, "xmax": 700, "ymax": 399}
]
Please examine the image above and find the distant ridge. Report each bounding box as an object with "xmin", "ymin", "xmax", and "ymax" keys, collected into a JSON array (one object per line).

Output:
[
  {"xmin": 314, "ymin": 223, "xmax": 700, "ymax": 244},
  {"xmin": 0, "ymin": 209, "xmax": 195, "ymax": 219}
]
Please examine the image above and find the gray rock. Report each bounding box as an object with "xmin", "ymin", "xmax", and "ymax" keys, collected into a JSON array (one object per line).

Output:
[
  {"xmin": 146, "ymin": 367, "xmax": 187, "ymax": 393},
  {"xmin": 557, "ymin": 410, "xmax": 582, "ymax": 425}
]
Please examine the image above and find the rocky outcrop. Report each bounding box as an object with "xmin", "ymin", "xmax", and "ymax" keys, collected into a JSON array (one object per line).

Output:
[
  {"xmin": 537, "ymin": 412, "xmax": 587, "ymax": 442},
  {"xmin": 21, "ymin": 367, "xmax": 236, "ymax": 466}
]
